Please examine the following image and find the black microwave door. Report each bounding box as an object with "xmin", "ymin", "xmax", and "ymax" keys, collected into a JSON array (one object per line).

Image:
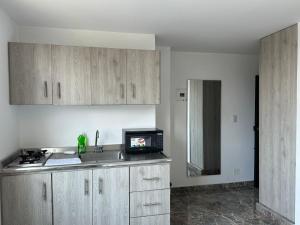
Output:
[{"xmin": 126, "ymin": 135, "xmax": 152, "ymax": 148}]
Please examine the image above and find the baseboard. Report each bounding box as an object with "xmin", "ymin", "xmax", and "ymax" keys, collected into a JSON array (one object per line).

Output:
[
  {"xmin": 256, "ymin": 202, "xmax": 294, "ymax": 225},
  {"xmin": 171, "ymin": 181, "xmax": 254, "ymax": 194}
]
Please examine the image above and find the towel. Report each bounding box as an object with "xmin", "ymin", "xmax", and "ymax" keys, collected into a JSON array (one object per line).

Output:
[{"xmin": 45, "ymin": 158, "xmax": 81, "ymax": 166}]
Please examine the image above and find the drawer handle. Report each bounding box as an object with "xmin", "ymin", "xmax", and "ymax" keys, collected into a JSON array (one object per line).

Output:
[
  {"xmin": 58, "ymin": 82, "xmax": 61, "ymax": 99},
  {"xmin": 44, "ymin": 81, "xmax": 48, "ymax": 98},
  {"xmin": 120, "ymin": 83, "xmax": 125, "ymax": 99},
  {"xmin": 143, "ymin": 202, "xmax": 161, "ymax": 207},
  {"xmin": 99, "ymin": 178, "xmax": 103, "ymax": 194},
  {"xmin": 84, "ymin": 179, "xmax": 89, "ymax": 196},
  {"xmin": 131, "ymin": 83, "xmax": 136, "ymax": 98},
  {"xmin": 143, "ymin": 177, "xmax": 160, "ymax": 181},
  {"xmin": 42, "ymin": 182, "xmax": 47, "ymax": 201}
]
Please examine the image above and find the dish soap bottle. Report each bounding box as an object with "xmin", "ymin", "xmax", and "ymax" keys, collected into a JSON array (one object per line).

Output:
[{"xmin": 77, "ymin": 134, "xmax": 88, "ymax": 155}]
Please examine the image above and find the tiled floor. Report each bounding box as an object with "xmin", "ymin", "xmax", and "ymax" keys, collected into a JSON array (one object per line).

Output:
[{"xmin": 171, "ymin": 186, "xmax": 279, "ymax": 225}]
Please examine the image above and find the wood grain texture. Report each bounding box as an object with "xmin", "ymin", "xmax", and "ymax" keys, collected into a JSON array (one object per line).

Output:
[
  {"xmin": 130, "ymin": 214, "xmax": 170, "ymax": 225},
  {"xmin": 130, "ymin": 189, "xmax": 170, "ymax": 218},
  {"xmin": 93, "ymin": 167, "xmax": 129, "ymax": 225},
  {"xmin": 126, "ymin": 50, "xmax": 160, "ymax": 104},
  {"xmin": 52, "ymin": 45, "xmax": 92, "ymax": 105},
  {"xmin": 91, "ymin": 48, "xmax": 127, "ymax": 104},
  {"xmin": 9, "ymin": 42, "xmax": 52, "ymax": 105},
  {"xmin": 203, "ymin": 80, "xmax": 221, "ymax": 174},
  {"xmin": 259, "ymin": 24, "xmax": 297, "ymax": 222},
  {"xmin": 1, "ymin": 173, "xmax": 52, "ymax": 225},
  {"xmin": 52, "ymin": 170, "xmax": 92, "ymax": 225},
  {"xmin": 130, "ymin": 163, "xmax": 170, "ymax": 192}
]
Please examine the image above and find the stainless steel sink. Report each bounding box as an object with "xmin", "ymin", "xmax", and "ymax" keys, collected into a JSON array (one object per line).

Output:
[{"xmin": 80, "ymin": 150, "xmax": 124, "ymax": 163}]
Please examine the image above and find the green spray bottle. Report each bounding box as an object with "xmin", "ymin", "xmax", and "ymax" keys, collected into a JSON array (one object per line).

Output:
[{"xmin": 77, "ymin": 134, "xmax": 88, "ymax": 155}]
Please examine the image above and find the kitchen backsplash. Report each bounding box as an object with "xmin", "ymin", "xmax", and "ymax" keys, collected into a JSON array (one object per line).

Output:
[{"xmin": 17, "ymin": 105, "xmax": 156, "ymax": 148}]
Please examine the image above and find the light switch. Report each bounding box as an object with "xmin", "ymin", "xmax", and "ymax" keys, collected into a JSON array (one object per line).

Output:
[
  {"xmin": 233, "ymin": 115, "xmax": 238, "ymax": 123},
  {"xmin": 176, "ymin": 88, "xmax": 187, "ymax": 101}
]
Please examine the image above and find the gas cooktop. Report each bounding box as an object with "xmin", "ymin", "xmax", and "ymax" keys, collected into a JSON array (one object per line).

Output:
[{"xmin": 7, "ymin": 148, "xmax": 52, "ymax": 168}]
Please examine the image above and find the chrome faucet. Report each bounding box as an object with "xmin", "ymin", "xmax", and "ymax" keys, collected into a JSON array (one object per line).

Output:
[{"xmin": 95, "ymin": 130, "xmax": 103, "ymax": 152}]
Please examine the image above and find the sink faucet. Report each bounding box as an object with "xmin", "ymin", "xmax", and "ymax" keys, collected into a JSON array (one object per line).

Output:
[{"xmin": 95, "ymin": 130, "xmax": 103, "ymax": 152}]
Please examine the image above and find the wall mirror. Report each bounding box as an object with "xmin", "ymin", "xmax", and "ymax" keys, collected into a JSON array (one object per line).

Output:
[{"xmin": 187, "ymin": 79, "xmax": 221, "ymax": 176}]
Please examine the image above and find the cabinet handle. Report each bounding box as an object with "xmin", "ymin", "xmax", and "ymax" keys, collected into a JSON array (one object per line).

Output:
[
  {"xmin": 44, "ymin": 81, "xmax": 48, "ymax": 98},
  {"xmin": 143, "ymin": 202, "xmax": 161, "ymax": 207},
  {"xmin": 120, "ymin": 83, "xmax": 125, "ymax": 99},
  {"xmin": 132, "ymin": 83, "xmax": 136, "ymax": 98},
  {"xmin": 98, "ymin": 178, "xmax": 103, "ymax": 194},
  {"xmin": 143, "ymin": 177, "xmax": 160, "ymax": 181},
  {"xmin": 57, "ymin": 82, "xmax": 61, "ymax": 99},
  {"xmin": 42, "ymin": 182, "xmax": 47, "ymax": 201},
  {"xmin": 84, "ymin": 179, "xmax": 89, "ymax": 195}
]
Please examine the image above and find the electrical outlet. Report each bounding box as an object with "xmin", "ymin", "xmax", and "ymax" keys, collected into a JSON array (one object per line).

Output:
[{"xmin": 234, "ymin": 168, "xmax": 240, "ymax": 176}]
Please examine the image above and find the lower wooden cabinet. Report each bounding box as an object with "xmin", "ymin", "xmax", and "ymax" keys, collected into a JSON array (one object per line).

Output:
[
  {"xmin": 130, "ymin": 214, "xmax": 170, "ymax": 225},
  {"xmin": 130, "ymin": 163, "xmax": 170, "ymax": 192},
  {"xmin": 130, "ymin": 189, "xmax": 170, "ymax": 217},
  {"xmin": 129, "ymin": 163, "xmax": 170, "ymax": 225},
  {"xmin": 52, "ymin": 170, "xmax": 93, "ymax": 225},
  {"xmin": 1, "ymin": 173, "xmax": 52, "ymax": 225},
  {"xmin": 93, "ymin": 167, "xmax": 129, "ymax": 225},
  {"xmin": 1, "ymin": 163, "xmax": 170, "ymax": 225}
]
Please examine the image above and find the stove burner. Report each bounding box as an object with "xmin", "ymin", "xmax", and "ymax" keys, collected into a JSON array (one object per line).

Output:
[{"xmin": 19, "ymin": 149, "xmax": 48, "ymax": 165}]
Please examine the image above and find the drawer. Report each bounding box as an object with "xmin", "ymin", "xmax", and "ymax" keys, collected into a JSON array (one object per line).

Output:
[
  {"xmin": 130, "ymin": 164, "xmax": 170, "ymax": 192},
  {"xmin": 130, "ymin": 189, "xmax": 170, "ymax": 217},
  {"xmin": 130, "ymin": 214, "xmax": 170, "ymax": 225}
]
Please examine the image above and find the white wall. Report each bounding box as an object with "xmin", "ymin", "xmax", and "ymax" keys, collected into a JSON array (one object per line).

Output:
[
  {"xmin": 18, "ymin": 105, "xmax": 155, "ymax": 147},
  {"xmin": 171, "ymin": 51, "xmax": 258, "ymax": 187},
  {"xmin": 16, "ymin": 26, "xmax": 156, "ymax": 147},
  {"xmin": 0, "ymin": 8, "xmax": 19, "ymax": 160}
]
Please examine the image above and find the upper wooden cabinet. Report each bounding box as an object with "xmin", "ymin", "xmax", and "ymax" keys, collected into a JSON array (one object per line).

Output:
[
  {"xmin": 126, "ymin": 50, "xmax": 160, "ymax": 104},
  {"xmin": 9, "ymin": 43, "xmax": 52, "ymax": 105},
  {"xmin": 8, "ymin": 43, "xmax": 160, "ymax": 105},
  {"xmin": 91, "ymin": 48, "xmax": 127, "ymax": 104},
  {"xmin": 52, "ymin": 45, "xmax": 92, "ymax": 105}
]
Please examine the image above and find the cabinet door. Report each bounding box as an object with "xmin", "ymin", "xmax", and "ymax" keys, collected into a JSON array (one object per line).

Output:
[
  {"xmin": 126, "ymin": 50, "xmax": 160, "ymax": 104},
  {"xmin": 130, "ymin": 164, "xmax": 170, "ymax": 192},
  {"xmin": 93, "ymin": 167, "xmax": 129, "ymax": 225},
  {"xmin": 53, "ymin": 170, "xmax": 92, "ymax": 225},
  {"xmin": 91, "ymin": 48, "xmax": 127, "ymax": 104},
  {"xmin": 9, "ymin": 42, "xmax": 52, "ymax": 105},
  {"xmin": 1, "ymin": 173, "xmax": 52, "ymax": 225},
  {"xmin": 52, "ymin": 45, "xmax": 92, "ymax": 105}
]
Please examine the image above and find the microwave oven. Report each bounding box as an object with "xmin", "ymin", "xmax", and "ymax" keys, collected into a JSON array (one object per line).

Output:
[{"xmin": 122, "ymin": 128, "xmax": 163, "ymax": 154}]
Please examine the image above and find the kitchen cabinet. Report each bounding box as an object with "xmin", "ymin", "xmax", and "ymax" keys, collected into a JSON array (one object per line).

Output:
[
  {"xmin": 52, "ymin": 170, "xmax": 93, "ymax": 225},
  {"xmin": 1, "ymin": 173, "xmax": 52, "ymax": 225},
  {"xmin": 9, "ymin": 42, "xmax": 52, "ymax": 105},
  {"xmin": 126, "ymin": 50, "xmax": 160, "ymax": 104},
  {"xmin": 91, "ymin": 48, "xmax": 127, "ymax": 104},
  {"xmin": 130, "ymin": 214, "xmax": 170, "ymax": 225},
  {"xmin": 8, "ymin": 43, "xmax": 161, "ymax": 105},
  {"xmin": 52, "ymin": 45, "xmax": 92, "ymax": 105},
  {"xmin": 130, "ymin": 163, "xmax": 170, "ymax": 192},
  {"xmin": 0, "ymin": 162, "xmax": 170, "ymax": 225},
  {"xmin": 130, "ymin": 189, "xmax": 170, "ymax": 217},
  {"xmin": 93, "ymin": 167, "xmax": 129, "ymax": 225},
  {"xmin": 129, "ymin": 163, "xmax": 170, "ymax": 225}
]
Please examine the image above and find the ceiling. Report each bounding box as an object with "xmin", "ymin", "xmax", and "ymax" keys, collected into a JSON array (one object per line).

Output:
[{"xmin": 0, "ymin": 0, "xmax": 300, "ymax": 54}]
